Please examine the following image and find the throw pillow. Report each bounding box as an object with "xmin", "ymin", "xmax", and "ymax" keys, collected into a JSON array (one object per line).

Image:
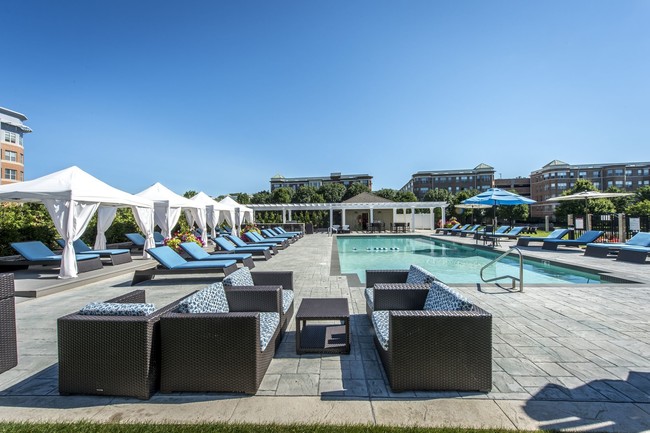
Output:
[
  {"xmin": 222, "ymin": 267, "xmax": 254, "ymax": 286},
  {"xmin": 177, "ymin": 282, "xmax": 229, "ymax": 314}
]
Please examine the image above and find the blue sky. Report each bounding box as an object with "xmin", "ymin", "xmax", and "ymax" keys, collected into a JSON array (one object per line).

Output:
[{"xmin": 3, "ymin": 1, "xmax": 649, "ymax": 197}]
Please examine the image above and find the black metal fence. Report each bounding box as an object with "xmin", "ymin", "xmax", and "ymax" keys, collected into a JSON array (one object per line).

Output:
[{"xmin": 565, "ymin": 214, "xmax": 649, "ymax": 242}]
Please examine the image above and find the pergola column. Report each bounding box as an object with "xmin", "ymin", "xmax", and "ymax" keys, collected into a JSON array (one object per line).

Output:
[
  {"xmin": 329, "ymin": 208, "xmax": 333, "ymax": 228},
  {"xmin": 282, "ymin": 208, "xmax": 286, "ymax": 223},
  {"xmin": 370, "ymin": 208, "xmax": 374, "ymax": 223},
  {"xmin": 288, "ymin": 209, "xmax": 292, "ymax": 221},
  {"xmin": 440, "ymin": 206, "xmax": 446, "ymax": 227},
  {"xmin": 429, "ymin": 207, "xmax": 434, "ymax": 230},
  {"xmin": 342, "ymin": 209, "xmax": 346, "ymax": 226},
  {"xmin": 411, "ymin": 207, "xmax": 416, "ymax": 232}
]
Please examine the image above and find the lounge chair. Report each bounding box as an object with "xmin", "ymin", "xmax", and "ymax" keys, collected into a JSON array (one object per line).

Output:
[
  {"xmin": 434, "ymin": 223, "xmax": 460, "ymax": 235},
  {"xmin": 8, "ymin": 241, "xmax": 103, "ymax": 273},
  {"xmin": 449, "ymin": 224, "xmax": 471, "ymax": 236},
  {"xmin": 179, "ymin": 241, "xmax": 255, "ymax": 268},
  {"xmin": 616, "ymin": 245, "xmax": 650, "ymax": 263},
  {"xmin": 153, "ymin": 232, "xmax": 165, "ymax": 244},
  {"xmin": 244, "ymin": 231, "xmax": 290, "ymax": 248},
  {"xmin": 55, "ymin": 239, "xmax": 132, "ymax": 265},
  {"xmin": 131, "ymin": 246, "xmax": 238, "ymax": 285},
  {"xmin": 224, "ymin": 234, "xmax": 279, "ymax": 253},
  {"xmin": 584, "ymin": 232, "xmax": 650, "ymax": 258},
  {"xmin": 541, "ymin": 230, "xmax": 605, "ymax": 251},
  {"xmin": 459, "ymin": 224, "xmax": 481, "ymax": 237},
  {"xmin": 261, "ymin": 229, "xmax": 296, "ymax": 241},
  {"xmin": 268, "ymin": 228, "xmax": 300, "ymax": 239},
  {"xmin": 125, "ymin": 233, "xmax": 163, "ymax": 252},
  {"xmin": 274, "ymin": 227, "xmax": 303, "ymax": 238},
  {"xmin": 516, "ymin": 229, "xmax": 570, "ymax": 247},
  {"xmin": 340, "ymin": 224, "xmax": 351, "ymax": 233},
  {"xmin": 483, "ymin": 226, "xmax": 526, "ymax": 242},
  {"xmin": 213, "ymin": 236, "xmax": 273, "ymax": 260}
]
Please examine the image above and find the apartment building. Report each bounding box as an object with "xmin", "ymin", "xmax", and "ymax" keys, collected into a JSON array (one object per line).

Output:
[
  {"xmin": 0, "ymin": 107, "xmax": 31, "ymax": 185},
  {"xmin": 401, "ymin": 163, "xmax": 495, "ymax": 200},
  {"xmin": 270, "ymin": 172, "xmax": 373, "ymax": 191},
  {"xmin": 530, "ymin": 160, "xmax": 650, "ymax": 218},
  {"xmin": 494, "ymin": 177, "xmax": 531, "ymax": 198}
]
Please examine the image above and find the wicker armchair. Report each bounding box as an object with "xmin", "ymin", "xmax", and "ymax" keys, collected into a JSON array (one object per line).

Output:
[
  {"xmin": 57, "ymin": 290, "xmax": 184, "ymax": 400},
  {"xmin": 159, "ymin": 286, "xmax": 282, "ymax": 394},
  {"xmin": 0, "ymin": 273, "xmax": 17, "ymax": 374},
  {"xmin": 365, "ymin": 269, "xmax": 432, "ymax": 318},
  {"xmin": 366, "ymin": 278, "xmax": 492, "ymax": 393}
]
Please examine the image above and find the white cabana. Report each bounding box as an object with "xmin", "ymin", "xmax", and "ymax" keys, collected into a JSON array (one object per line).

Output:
[
  {"xmin": 136, "ymin": 183, "xmax": 204, "ymax": 240},
  {"xmin": 0, "ymin": 166, "xmax": 155, "ymax": 279},
  {"xmin": 188, "ymin": 192, "xmax": 236, "ymax": 240},
  {"xmin": 220, "ymin": 196, "xmax": 253, "ymax": 233}
]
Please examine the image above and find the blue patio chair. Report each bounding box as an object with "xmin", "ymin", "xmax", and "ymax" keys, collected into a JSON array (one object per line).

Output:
[
  {"xmin": 585, "ymin": 232, "xmax": 650, "ymax": 258},
  {"xmin": 153, "ymin": 232, "xmax": 165, "ymax": 244},
  {"xmin": 125, "ymin": 233, "xmax": 163, "ymax": 251},
  {"xmin": 517, "ymin": 229, "xmax": 570, "ymax": 247},
  {"xmin": 9, "ymin": 241, "xmax": 103, "ymax": 273},
  {"xmin": 434, "ymin": 223, "xmax": 460, "ymax": 235},
  {"xmin": 261, "ymin": 229, "xmax": 296, "ymax": 241},
  {"xmin": 542, "ymin": 230, "xmax": 605, "ymax": 251},
  {"xmin": 274, "ymin": 227, "xmax": 303, "ymax": 237},
  {"xmin": 55, "ymin": 239, "xmax": 132, "ymax": 265},
  {"xmin": 244, "ymin": 231, "xmax": 290, "ymax": 248},
  {"xmin": 179, "ymin": 241, "xmax": 255, "ymax": 268},
  {"xmin": 449, "ymin": 224, "xmax": 471, "ymax": 235},
  {"xmin": 131, "ymin": 246, "xmax": 238, "ymax": 285},
  {"xmin": 224, "ymin": 234, "xmax": 279, "ymax": 253},
  {"xmin": 213, "ymin": 236, "xmax": 273, "ymax": 260},
  {"xmin": 616, "ymin": 245, "xmax": 650, "ymax": 263}
]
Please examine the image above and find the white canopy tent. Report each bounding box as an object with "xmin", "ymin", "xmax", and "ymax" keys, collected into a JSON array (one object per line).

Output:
[
  {"xmin": 220, "ymin": 196, "xmax": 253, "ymax": 233},
  {"xmin": 0, "ymin": 166, "xmax": 155, "ymax": 279},
  {"xmin": 136, "ymin": 182, "xmax": 204, "ymax": 240},
  {"xmin": 187, "ymin": 192, "xmax": 236, "ymax": 240}
]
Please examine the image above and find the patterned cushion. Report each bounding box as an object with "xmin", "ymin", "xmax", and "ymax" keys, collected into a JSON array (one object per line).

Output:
[
  {"xmin": 423, "ymin": 281, "xmax": 473, "ymax": 311},
  {"xmin": 405, "ymin": 265, "xmax": 436, "ymax": 285},
  {"xmin": 259, "ymin": 312, "xmax": 280, "ymax": 351},
  {"xmin": 282, "ymin": 290, "xmax": 294, "ymax": 314},
  {"xmin": 177, "ymin": 282, "xmax": 229, "ymax": 314},
  {"xmin": 371, "ymin": 310, "xmax": 390, "ymax": 350},
  {"xmin": 79, "ymin": 302, "xmax": 155, "ymax": 316},
  {"xmin": 364, "ymin": 287, "xmax": 374, "ymax": 309},
  {"xmin": 222, "ymin": 267, "xmax": 254, "ymax": 287}
]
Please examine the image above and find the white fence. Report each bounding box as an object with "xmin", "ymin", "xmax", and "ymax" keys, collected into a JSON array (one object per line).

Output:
[{"xmin": 393, "ymin": 212, "xmax": 435, "ymax": 230}]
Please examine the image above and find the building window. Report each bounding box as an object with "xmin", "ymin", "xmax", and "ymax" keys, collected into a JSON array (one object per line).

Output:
[
  {"xmin": 593, "ymin": 181, "xmax": 600, "ymax": 189},
  {"xmin": 625, "ymin": 181, "xmax": 632, "ymax": 188},
  {"xmin": 578, "ymin": 171, "xmax": 587, "ymax": 178},
  {"xmin": 4, "ymin": 150, "xmax": 17, "ymax": 162},
  {"xmin": 19, "ymin": 135, "xmax": 23, "ymax": 146},
  {"xmin": 4, "ymin": 169, "xmax": 16, "ymax": 180},
  {"xmin": 4, "ymin": 131, "xmax": 17, "ymax": 144}
]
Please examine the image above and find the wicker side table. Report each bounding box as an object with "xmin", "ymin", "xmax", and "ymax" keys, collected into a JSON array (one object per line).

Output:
[
  {"xmin": 0, "ymin": 273, "xmax": 17, "ymax": 374},
  {"xmin": 296, "ymin": 298, "xmax": 350, "ymax": 355}
]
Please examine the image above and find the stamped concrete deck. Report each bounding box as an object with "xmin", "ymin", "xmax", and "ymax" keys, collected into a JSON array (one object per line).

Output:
[{"xmin": 1, "ymin": 232, "xmax": 649, "ymax": 431}]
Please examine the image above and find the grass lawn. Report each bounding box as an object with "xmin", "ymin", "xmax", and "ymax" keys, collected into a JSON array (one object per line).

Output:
[{"xmin": 0, "ymin": 423, "xmax": 543, "ymax": 433}]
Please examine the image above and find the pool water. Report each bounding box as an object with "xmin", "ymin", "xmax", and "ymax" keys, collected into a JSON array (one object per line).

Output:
[{"xmin": 337, "ymin": 235, "xmax": 610, "ymax": 285}]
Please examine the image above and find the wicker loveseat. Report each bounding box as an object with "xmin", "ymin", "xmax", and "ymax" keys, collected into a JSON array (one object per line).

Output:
[
  {"xmin": 365, "ymin": 266, "xmax": 436, "ymax": 318},
  {"xmin": 57, "ymin": 289, "xmax": 184, "ymax": 400},
  {"xmin": 0, "ymin": 273, "xmax": 17, "ymax": 374},
  {"xmin": 365, "ymin": 266, "xmax": 492, "ymax": 393},
  {"xmin": 159, "ymin": 284, "xmax": 282, "ymax": 394}
]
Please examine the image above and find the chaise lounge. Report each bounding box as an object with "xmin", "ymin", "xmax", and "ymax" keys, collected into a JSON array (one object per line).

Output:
[
  {"xmin": 131, "ymin": 246, "xmax": 237, "ymax": 285},
  {"xmin": 225, "ymin": 234, "xmax": 280, "ymax": 253},
  {"xmin": 7, "ymin": 241, "xmax": 103, "ymax": 273},
  {"xmin": 516, "ymin": 229, "xmax": 569, "ymax": 247},
  {"xmin": 179, "ymin": 241, "xmax": 255, "ymax": 268},
  {"xmin": 125, "ymin": 233, "xmax": 163, "ymax": 252},
  {"xmin": 584, "ymin": 232, "xmax": 650, "ymax": 258},
  {"xmin": 214, "ymin": 236, "xmax": 273, "ymax": 260},
  {"xmin": 616, "ymin": 245, "xmax": 650, "ymax": 263},
  {"xmin": 541, "ymin": 230, "xmax": 604, "ymax": 250},
  {"xmin": 56, "ymin": 239, "xmax": 132, "ymax": 265}
]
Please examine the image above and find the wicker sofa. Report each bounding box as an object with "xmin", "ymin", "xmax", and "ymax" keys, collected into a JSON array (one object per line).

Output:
[
  {"xmin": 365, "ymin": 266, "xmax": 492, "ymax": 393},
  {"xmin": 57, "ymin": 289, "xmax": 184, "ymax": 400},
  {"xmin": 159, "ymin": 285, "xmax": 282, "ymax": 394},
  {"xmin": 0, "ymin": 273, "xmax": 17, "ymax": 374}
]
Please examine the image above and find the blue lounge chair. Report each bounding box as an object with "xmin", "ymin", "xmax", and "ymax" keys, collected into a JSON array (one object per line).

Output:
[
  {"xmin": 224, "ymin": 234, "xmax": 279, "ymax": 253},
  {"xmin": 434, "ymin": 223, "xmax": 460, "ymax": 234},
  {"xmin": 125, "ymin": 233, "xmax": 163, "ymax": 251},
  {"xmin": 55, "ymin": 239, "xmax": 132, "ymax": 265},
  {"xmin": 449, "ymin": 224, "xmax": 471, "ymax": 236},
  {"xmin": 485, "ymin": 226, "xmax": 526, "ymax": 241},
  {"xmin": 8, "ymin": 241, "xmax": 103, "ymax": 273},
  {"xmin": 213, "ymin": 236, "xmax": 273, "ymax": 260},
  {"xmin": 179, "ymin": 241, "xmax": 255, "ymax": 268},
  {"xmin": 274, "ymin": 227, "xmax": 303, "ymax": 238},
  {"xmin": 267, "ymin": 228, "xmax": 299, "ymax": 240},
  {"xmin": 542, "ymin": 230, "xmax": 605, "ymax": 251},
  {"xmin": 244, "ymin": 231, "xmax": 290, "ymax": 248},
  {"xmin": 616, "ymin": 245, "xmax": 650, "ymax": 263},
  {"xmin": 261, "ymin": 229, "xmax": 294, "ymax": 240},
  {"xmin": 459, "ymin": 224, "xmax": 481, "ymax": 237},
  {"xmin": 585, "ymin": 232, "xmax": 650, "ymax": 258},
  {"xmin": 153, "ymin": 232, "xmax": 165, "ymax": 244},
  {"xmin": 517, "ymin": 229, "xmax": 570, "ymax": 247},
  {"xmin": 131, "ymin": 246, "xmax": 238, "ymax": 285}
]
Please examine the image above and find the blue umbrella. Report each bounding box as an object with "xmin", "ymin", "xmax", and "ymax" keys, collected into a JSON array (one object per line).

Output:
[{"xmin": 462, "ymin": 188, "xmax": 536, "ymax": 229}]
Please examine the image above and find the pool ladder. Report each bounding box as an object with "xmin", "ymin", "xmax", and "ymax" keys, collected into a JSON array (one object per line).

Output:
[{"xmin": 480, "ymin": 246, "xmax": 524, "ymax": 292}]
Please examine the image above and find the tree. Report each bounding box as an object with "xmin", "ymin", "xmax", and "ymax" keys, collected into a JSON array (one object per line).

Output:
[
  {"xmin": 451, "ymin": 189, "xmax": 481, "ymax": 224},
  {"xmin": 605, "ymin": 186, "xmax": 632, "ymax": 213},
  {"xmin": 293, "ymin": 186, "xmax": 324, "ymax": 203},
  {"xmin": 342, "ymin": 182, "xmax": 370, "ymax": 201},
  {"xmin": 634, "ymin": 186, "xmax": 650, "ymax": 202},
  {"xmin": 396, "ymin": 191, "xmax": 418, "ymax": 202},
  {"xmin": 626, "ymin": 200, "xmax": 650, "ymax": 217},
  {"xmin": 554, "ymin": 179, "xmax": 615, "ymax": 220},
  {"xmin": 270, "ymin": 187, "xmax": 294, "ymax": 204},
  {"xmin": 422, "ymin": 188, "xmax": 453, "ymax": 203},
  {"xmin": 497, "ymin": 203, "xmax": 529, "ymax": 226},
  {"xmin": 373, "ymin": 188, "xmax": 398, "ymax": 201},
  {"xmin": 318, "ymin": 183, "xmax": 346, "ymax": 203},
  {"xmin": 250, "ymin": 190, "xmax": 271, "ymax": 204},
  {"xmin": 183, "ymin": 190, "xmax": 198, "ymax": 199},
  {"xmin": 236, "ymin": 193, "xmax": 251, "ymax": 204}
]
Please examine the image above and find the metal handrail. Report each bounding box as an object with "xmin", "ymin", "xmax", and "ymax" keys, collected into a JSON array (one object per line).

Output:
[{"xmin": 480, "ymin": 247, "xmax": 524, "ymax": 292}]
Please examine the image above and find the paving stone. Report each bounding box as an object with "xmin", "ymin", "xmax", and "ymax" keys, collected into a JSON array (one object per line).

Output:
[
  {"xmin": 495, "ymin": 358, "xmax": 547, "ymax": 376},
  {"xmin": 276, "ymin": 374, "xmax": 319, "ymax": 396}
]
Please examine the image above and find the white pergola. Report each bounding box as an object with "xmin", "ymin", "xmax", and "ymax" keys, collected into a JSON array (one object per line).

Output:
[{"xmin": 248, "ymin": 201, "xmax": 448, "ymax": 231}]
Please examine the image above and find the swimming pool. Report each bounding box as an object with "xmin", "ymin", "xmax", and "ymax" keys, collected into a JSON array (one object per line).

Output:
[{"xmin": 336, "ymin": 235, "xmax": 622, "ymax": 285}]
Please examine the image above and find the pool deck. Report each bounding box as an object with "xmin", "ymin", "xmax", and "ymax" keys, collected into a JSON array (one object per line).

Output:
[{"xmin": 1, "ymin": 231, "xmax": 650, "ymax": 431}]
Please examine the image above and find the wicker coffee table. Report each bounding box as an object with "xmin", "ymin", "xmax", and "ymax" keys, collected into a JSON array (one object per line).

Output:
[{"xmin": 296, "ymin": 298, "xmax": 350, "ymax": 355}]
